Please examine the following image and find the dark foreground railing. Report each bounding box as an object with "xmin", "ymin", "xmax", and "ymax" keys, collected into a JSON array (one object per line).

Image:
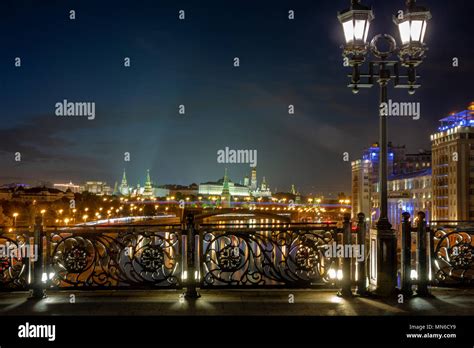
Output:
[
  {"xmin": 0, "ymin": 229, "xmax": 30, "ymax": 291},
  {"xmin": 0, "ymin": 216, "xmax": 345, "ymax": 297},
  {"xmin": 197, "ymin": 224, "xmax": 337, "ymax": 288},
  {"xmin": 1, "ymin": 214, "xmax": 471, "ymax": 298},
  {"xmin": 400, "ymin": 215, "xmax": 474, "ymax": 293},
  {"xmin": 47, "ymin": 225, "xmax": 183, "ymax": 289},
  {"xmin": 430, "ymin": 221, "xmax": 474, "ymax": 285}
]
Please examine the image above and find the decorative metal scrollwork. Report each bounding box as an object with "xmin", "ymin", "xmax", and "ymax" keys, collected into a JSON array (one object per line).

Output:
[
  {"xmin": 139, "ymin": 245, "xmax": 165, "ymax": 272},
  {"xmin": 433, "ymin": 228, "xmax": 474, "ymax": 284},
  {"xmin": 0, "ymin": 232, "xmax": 29, "ymax": 290},
  {"xmin": 217, "ymin": 245, "xmax": 242, "ymax": 272},
  {"xmin": 49, "ymin": 228, "xmax": 181, "ymax": 288},
  {"xmin": 64, "ymin": 246, "xmax": 88, "ymax": 273},
  {"xmin": 295, "ymin": 245, "xmax": 319, "ymax": 272},
  {"xmin": 201, "ymin": 228, "xmax": 337, "ymax": 287}
]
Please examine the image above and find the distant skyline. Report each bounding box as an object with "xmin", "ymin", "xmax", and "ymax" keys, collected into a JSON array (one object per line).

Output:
[{"xmin": 0, "ymin": 0, "xmax": 473, "ymax": 195}]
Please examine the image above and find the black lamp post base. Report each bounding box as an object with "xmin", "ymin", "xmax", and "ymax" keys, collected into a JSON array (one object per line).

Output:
[
  {"xmin": 398, "ymin": 287, "xmax": 414, "ymax": 298},
  {"xmin": 28, "ymin": 289, "xmax": 47, "ymax": 300},
  {"xmin": 376, "ymin": 217, "xmax": 392, "ymax": 231},
  {"xmin": 373, "ymin": 226, "xmax": 398, "ymax": 298},
  {"xmin": 184, "ymin": 290, "xmax": 201, "ymax": 300},
  {"xmin": 416, "ymin": 288, "xmax": 432, "ymax": 298},
  {"xmin": 355, "ymin": 288, "xmax": 370, "ymax": 297},
  {"xmin": 337, "ymin": 289, "xmax": 353, "ymax": 298}
]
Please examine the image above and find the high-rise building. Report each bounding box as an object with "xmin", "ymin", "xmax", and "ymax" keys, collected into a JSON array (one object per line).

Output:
[
  {"xmin": 351, "ymin": 159, "xmax": 371, "ymax": 220},
  {"xmin": 353, "ymin": 143, "xmax": 395, "ymax": 223},
  {"xmin": 431, "ymin": 102, "xmax": 474, "ymax": 221},
  {"xmin": 387, "ymin": 168, "xmax": 432, "ymax": 230},
  {"xmin": 352, "ymin": 142, "xmax": 431, "ymax": 224},
  {"xmin": 363, "ymin": 143, "xmax": 396, "ymax": 188}
]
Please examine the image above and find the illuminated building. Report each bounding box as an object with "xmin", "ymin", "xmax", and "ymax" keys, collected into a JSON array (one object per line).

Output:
[
  {"xmin": 290, "ymin": 184, "xmax": 301, "ymax": 203},
  {"xmin": 250, "ymin": 167, "xmax": 257, "ymax": 191},
  {"xmin": 199, "ymin": 171, "xmax": 250, "ymax": 197},
  {"xmin": 11, "ymin": 186, "xmax": 74, "ymax": 202},
  {"xmin": 387, "ymin": 169, "xmax": 432, "ymax": 230},
  {"xmin": 164, "ymin": 184, "xmax": 198, "ymax": 197},
  {"xmin": 351, "ymin": 159, "xmax": 371, "ymax": 220},
  {"xmin": 143, "ymin": 170, "xmax": 154, "ymax": 197},
  {"xmin": 198, "ymin": 167, "xmax": 272, "ymax": 198},
  {"xmin": 431, "ymin": 102, "xmax": 474, "ymax": 221},
  {"xmin": 404, "ymin": 150, "xmax": 431, "ymax": 174},
  {"xmin": 352, "ymin": 143, "xmax": 395, "ymax": 224},
  {"xmin": 119, "ymin": 170, "xmax": 130, "ymax": 196},
  {"xmin": 118, "ymin": 169, "xmax": 169, "ymax": 198},
  {"xmin": 352, "ymin": 142, "xmax": 431, "ymax": 224},
  {"xmin": 53, "ymin": 182, "xmax": 81, "ymax": 193},
  {"xmin": 82, "ymin": 181, "xmax": 112, "ymax": 196},
  {"xmin": 221, "ymin": 168, "xmax": 231, "ymax": 208}
]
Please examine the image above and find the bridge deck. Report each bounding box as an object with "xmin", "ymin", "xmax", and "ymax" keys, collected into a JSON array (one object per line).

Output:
[{"xmin": 0, "ymin": 287, "xmax": 472, "ymax": 316}]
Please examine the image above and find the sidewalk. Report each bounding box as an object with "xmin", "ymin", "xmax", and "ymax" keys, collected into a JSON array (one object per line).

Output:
[{"xmin": 0, "ymin": 287, "xmax": 472, "ymax": 316}]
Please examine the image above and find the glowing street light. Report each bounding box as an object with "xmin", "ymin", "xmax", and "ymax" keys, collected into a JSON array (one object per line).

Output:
[{"xmin": 12, "ymin": 212, "xmax": 19, "ymax": 226}]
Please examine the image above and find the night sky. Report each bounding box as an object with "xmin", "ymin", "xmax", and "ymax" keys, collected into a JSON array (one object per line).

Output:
[{"xmin": 0, "ymin": 0, "xmax": 472, "ymax": 196}]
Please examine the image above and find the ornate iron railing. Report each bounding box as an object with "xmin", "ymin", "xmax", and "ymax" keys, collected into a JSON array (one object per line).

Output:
[
  {"xmin": 430, "ymin": 223, "xmax": 474, "ymax": 285},
  {"xmin": 197, "ymin": 224, "xmax": 339, "ymax": 288},
  {"xmin": 46, "ymin": 225, "xmax": 183, "ymax": 289},
  {"xmin": 0, "ymin": 217, "xmax": 356, "ymax": 295},
  {"xmin": 0, "ymin": 228, "xmax": 31, "ymax": 291}
]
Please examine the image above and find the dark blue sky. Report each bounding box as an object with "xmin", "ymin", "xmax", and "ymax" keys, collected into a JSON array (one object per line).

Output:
[{"xmin": 0, "ymin": 0, "xmax": 472, "ymax": 196}]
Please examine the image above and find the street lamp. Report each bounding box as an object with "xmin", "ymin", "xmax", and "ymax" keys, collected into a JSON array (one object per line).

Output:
[
  {"xmin": 338, "ymin": 0, "xmax": 374, "ymax": 65},
  {"xmin": 13, "ymin": 212, "xmax": 19, "ymax": 226},
  {"xmin": 393, "ymin": 0, "xmax": 431, "ymax": 67},
  {"xmin": 337, "ymin": 0, "xmax": 431, "ymax": 296}
]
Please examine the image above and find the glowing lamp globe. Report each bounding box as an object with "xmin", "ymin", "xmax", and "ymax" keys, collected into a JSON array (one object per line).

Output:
[{"xmin": 338, "ymin": 0, "xmax": 374, "ymax": 62}]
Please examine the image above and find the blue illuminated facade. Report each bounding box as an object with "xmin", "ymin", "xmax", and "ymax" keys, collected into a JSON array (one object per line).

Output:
[{"xmin": 438, "ymin": 107, "xmax": 474, "ymax": 131}]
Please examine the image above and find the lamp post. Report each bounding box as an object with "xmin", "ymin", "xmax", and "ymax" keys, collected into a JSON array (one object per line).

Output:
[
  {"xmin": 13, "ymin": 212, "xmax": 19, "ymax": 227},
  {"xmin": 337, "ymin": 0, "xmax": 431, "ymax": 296}
]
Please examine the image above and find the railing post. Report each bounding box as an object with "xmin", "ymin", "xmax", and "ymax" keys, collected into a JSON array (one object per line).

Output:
[
  {"xmin": 30, "ymin": 215, "xmax": 46, "ymax": 299},
  {"xmin": 416, "ymin": 211, "xmax": 429, "ymax": 297},
  {"xmin": 184, "ymin": 213, "xmax": 200, "ymax": 299},
  {"xmin": 356, "ymin": 212, "xmax": 368, "ymax": 296},
  {"xmin": 400, "ymin": 212, "xmax": 413, "ymax": 296},
  {"xmin": 428, "ymin": 224, "xmax": 435, "ymax": 285},
  {"xmin": 338, "ymin": 213, "xmax": 353, "ymax": 297}
]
